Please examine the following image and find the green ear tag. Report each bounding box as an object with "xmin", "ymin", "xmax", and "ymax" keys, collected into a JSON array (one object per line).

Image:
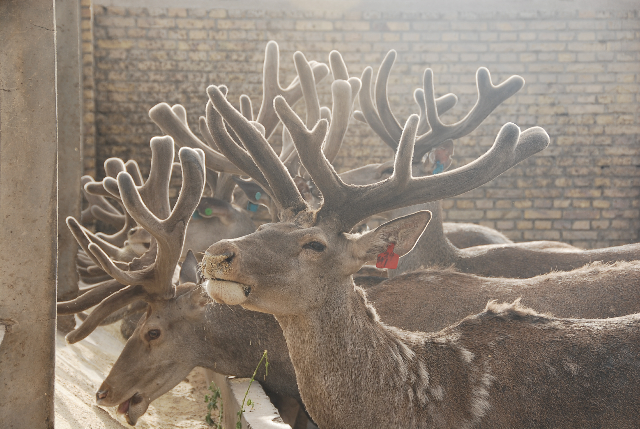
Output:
[
  {"xmin": 204, "ymin": 207, "xmax": 213, "ymax": 216},
  {"xmin": 255, "ymin": 191, "xmax": 262, "ymax": 201}
]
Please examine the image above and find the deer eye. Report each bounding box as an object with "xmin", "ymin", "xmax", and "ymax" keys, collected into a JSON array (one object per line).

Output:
[
  {"xmin": 147, "ymin": 329, "xmax": 161, "ymax": 340},
  {"xmin": 303, "ymin": 241, "xmax": 326, "ymax": 252}
]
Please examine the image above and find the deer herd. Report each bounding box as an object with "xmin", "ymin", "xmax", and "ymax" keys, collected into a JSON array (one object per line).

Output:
[{"xmin": 58, "ymin": 41, "xmax": 640, "ymax": 428}]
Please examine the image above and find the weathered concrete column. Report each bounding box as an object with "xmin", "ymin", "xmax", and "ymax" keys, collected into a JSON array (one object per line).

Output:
[
  {"xmin": 55, "ymin": 0, "xmax": 83, "ymax": 332},
  {"xmin": 0, "ymin": 0, "xmax": 58, "ymax": 427}
]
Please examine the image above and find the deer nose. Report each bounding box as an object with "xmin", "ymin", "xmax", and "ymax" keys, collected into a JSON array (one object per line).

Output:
[
  {"xmin": 96, "ymin": 389, "xmax": 109, "ymax": 401},
  {"xmin": 96, "ymin": 381, "xmax": 111, "ymax": 402},
  {"xmin": 203, "ymin": 242, "xmax": 239, "ymax": 278}
]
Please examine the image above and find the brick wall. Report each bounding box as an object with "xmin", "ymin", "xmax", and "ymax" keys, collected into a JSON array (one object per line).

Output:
[{"xmin": 86, "ymin": 1, "xmax": 640, "ymax": 248}]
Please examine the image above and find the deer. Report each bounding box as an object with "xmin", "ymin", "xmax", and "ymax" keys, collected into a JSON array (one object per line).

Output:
[
  {"xmin": 340, "ymin": 49, "xmax": 639, "ymax": 278},
  {"xmin": 200, "ymin": 61, "xmax": 640, "ymax": 428}
]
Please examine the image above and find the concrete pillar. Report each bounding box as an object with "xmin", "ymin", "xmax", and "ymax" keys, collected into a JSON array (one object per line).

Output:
[
  {"xmin": 0, "ymin": 0, "xmax": 58, "ymax": 427},
  {"xmin": 55, "ymin": 0, "xmax": 83, "ymax": 332}
]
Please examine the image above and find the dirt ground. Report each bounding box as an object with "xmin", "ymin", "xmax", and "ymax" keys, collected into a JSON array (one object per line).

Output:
[{"xmin": 54, "ymin": 321, "xmax": 216, "ymax": 428}]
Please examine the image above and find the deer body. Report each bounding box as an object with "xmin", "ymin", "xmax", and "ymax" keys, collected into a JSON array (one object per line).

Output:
[
  {"xmin": 278, "ymin": 288, "xmax": 640, "ymax": 428},
  {"xmin": 390, "ymin": 201, "xmax": 639, "ymax": 278},
  {"xmin": 368, "ymin": 260, "xmax": 640, "ymax": 332},
  {"xmin": 442, "ymin": 222, "xmax": 511, "ymax": 248}
]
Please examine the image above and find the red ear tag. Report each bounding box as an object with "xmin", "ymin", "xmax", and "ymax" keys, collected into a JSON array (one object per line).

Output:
[{"xmin": 376, "ymin": 243, "xmax": 399, "ymax": 269}]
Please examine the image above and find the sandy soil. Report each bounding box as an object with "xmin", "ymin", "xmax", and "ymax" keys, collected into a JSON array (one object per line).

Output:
[{"xmin": 55, "ymin": 321, "xmax": 215, "ymax": 428}]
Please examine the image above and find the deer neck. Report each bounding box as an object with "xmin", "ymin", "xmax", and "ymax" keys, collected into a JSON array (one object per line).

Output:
[
  {"xmin": 392, "ymin": 201, "xmax": 460, "ymax": 277},
  {"xmin": 274, "ymin": 281, "xmax": 481, "ymax": 428},
  {"xmin": 197, "ymin": 303, "xmax": 300, "ymax": 399}
]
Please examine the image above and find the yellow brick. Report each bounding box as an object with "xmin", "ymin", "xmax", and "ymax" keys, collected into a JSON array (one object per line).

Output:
[
  {"xmin": 517, "ymin": 221, "xmax": 533, "ymax": 230},
  {"xmin": 534, "ymin": 220, "xmax": 552, "ymax": 230},
  {"xmin": 295, "ymin": 20, "xmax": 333, "ymax": 31},
  {"xmin": 96, "ymin": 39, "xmax": 134, "ymax": 49},
  {"xmin": 386, "ymin": 21, "xmax": 410, "ymax": 31},
  {"xmin": 513, "ymin": 200, "xmax": 532, "ymax": 209},
  {"xmin": 456, "ymin": 200, "xmax": 475, "ymax": 209},
  {"xmin": 572, "ymin": 200, "xmax": 591, "ymax": 208}
]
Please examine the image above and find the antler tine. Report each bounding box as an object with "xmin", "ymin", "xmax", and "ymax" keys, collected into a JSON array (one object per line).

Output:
[
  {"xmin": 57, "ymin": 279, "xmax": 125, "ymax": 315},
  {"xmin": 205, "ymin": 93, "xmax": 273, "ymax": 196},
  {"xmin": 148, "ymin": 102, "xmax": 244, "ymax": 175},
  {"xmin": 171, "ymin": 104, "xmax": 188, "ymax": 125},
  {"xmin": 414, "ymin": 88, "xmax": 458, "ymax": 135},
  {"xmin": 375, "ymin": 50, "xmax": 404, "ymax": 143},
  {"xmin": 413, "ymin": 67, "xmax": 525, "ymax": 160},
  {"xmin": 124, "ymin": 160, "xmax": 144, "ymax": 186},
  {"xmin": 293, "ymin": 51, "xmax": 321, "ymax": 127},
  {"xmin": 66, "ymin": 217, "xmax": 129, "ymax": 270},
  {"xmin": 324, "ymin": 77, "xmax": 361, "ymax": 164},
  {"xmin": 273, "ymin": 96, "xmax": 336, "ymax": 201},
  {"xmin": 65, "ymin": 285, "xmax": 147, "ymax": 344},
  {"xmin": 277, "ymin": 51, "xmax": 323, "ymax": 176},
  {"xmin": 80, "ymin": 175, "xmax": 123, "ymax": 224},
  {"xmin": 256, "ymin": 41, "xmax": 330, "ymax": 138},
  {"xmin": 89, "ymin": 205, "xmax": 125, "ymax": 230},
  {"xmin": 207, "ymin": 85, "xmax": 309, "ymax": 217},
  {"xmin": 136, "ymin": 136, "xmax": 174, "ymax": 219},
  {"xmin": 239, "ymin": 94, "xmax": 253, "ymax": 120},
  {"xmin": 329, "ymin": 49, "xmax": 349, "ymax": 81},
  {"xmin": 165, "ymin": 147, "xmax": 206, "ymax": 226},
  {"xmin": 356, "ymin": 66, "xmax": 399, "ymax": 150},
  {"xmin": 198, "ymin": 115, "xmax": 219, "ymax": 151}
]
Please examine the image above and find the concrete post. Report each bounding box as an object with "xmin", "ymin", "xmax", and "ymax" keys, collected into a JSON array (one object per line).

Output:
[
  {"xmin": 55, "ymin": 0, "xmax": 83, "ymax": 332},
  {"xmin": 0, "ymin": 0, "xmax": 58, "ymax": 427}
]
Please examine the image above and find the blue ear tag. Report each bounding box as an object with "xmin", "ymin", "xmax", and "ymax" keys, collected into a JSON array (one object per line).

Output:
[
  {"xmin": 255, "ymin": 191, "xmax": 261, "ymax": 201},
  {"xmin": 432, "ymin": 160, "xmax": 444, "ymax": 175},
  {"xmin": 247, "ymin": 202, "xmax": 258, "ymax": 212},
  {"xmin": 192, "ymin": 211, "xmax": 202, "ymax": 219}
]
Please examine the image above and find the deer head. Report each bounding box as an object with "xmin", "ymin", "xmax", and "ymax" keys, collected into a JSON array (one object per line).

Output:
[{"xmin": 92, "ymin": 253, "xmax": 212, "ymax": 425}]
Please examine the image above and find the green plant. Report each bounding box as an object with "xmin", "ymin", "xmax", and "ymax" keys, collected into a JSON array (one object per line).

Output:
[
  {"xmin": 204, "ymin": 382, "xmax": 223, "ymax": 428},
  {"xmin": 236, "ymin": 350, "xmax": 269, "ymax": 429}
]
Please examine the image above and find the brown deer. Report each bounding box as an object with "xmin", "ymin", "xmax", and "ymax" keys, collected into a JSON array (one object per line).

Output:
[
  {"xmin": 347, "ymin": 50, "xmax": 639, "ymax": 277},
  {"xmin": 201, "ymin": 72, "xmax": 640, "ymax": 428}
]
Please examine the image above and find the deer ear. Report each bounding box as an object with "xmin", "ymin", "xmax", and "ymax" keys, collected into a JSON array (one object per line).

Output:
[
  {"xmin": 350, "ymin": 210, "xmax": 431, "ymax": 265},
  {"xmin": 179, "ymin": 250, "xmax": 201, "ymax": 285}
]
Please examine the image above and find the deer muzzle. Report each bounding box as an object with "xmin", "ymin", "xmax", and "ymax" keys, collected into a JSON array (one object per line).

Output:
[
  {"xmin": 202, "ymin": 249, "xmax": 250, "ymax": 305},
  {"xmin": 204, "ymin": 279, "xmax": 250, "ymax": 305}
]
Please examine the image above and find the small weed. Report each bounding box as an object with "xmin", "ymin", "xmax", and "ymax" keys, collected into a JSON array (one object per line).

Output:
[
  {"xmin": 204, "ymin": 382, "xmax": 223, "ymax": 428},
  {"xmin": 236, "ymin": 350, "xmax": 269, "ymax": 429}
]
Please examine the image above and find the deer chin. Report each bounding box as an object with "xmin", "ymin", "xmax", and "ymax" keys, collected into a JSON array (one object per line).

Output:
[
  {"xmin": 204, "ymin": 279, "xmax": 250, "ymax": 305},
  {"xmin": 116, "ymin": 392, "xmax": 148, "ymax": 426}
]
